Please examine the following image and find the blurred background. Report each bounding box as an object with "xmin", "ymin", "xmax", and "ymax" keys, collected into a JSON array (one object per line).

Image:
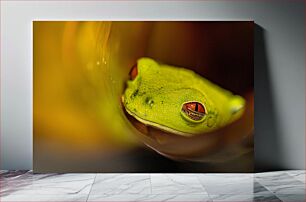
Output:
[{"xmin": 33, "ymin": 21, "xmax": 253, "ymax": 172}]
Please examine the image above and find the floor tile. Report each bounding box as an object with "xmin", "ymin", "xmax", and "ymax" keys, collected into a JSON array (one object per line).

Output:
[
  {"xmin": 88, "ymin": 194, "xmax": 144, "ymax": 201},
  {"xmin": 256, "ymin": 173, "xmax": 305, "ymax": 195},
  {"xmin": 253, "ymin": 181, "xmax": 282, "ymax": 201},
  {"xmin": 1, "ymin": 173, "xmax": 96, "ymax": 196},
  {"xmin": 88, "ymin": 194, "xmax": 211, "ymax": 201},
  {"xmin": 255, "ymin": 171, "xmax": 293, "ymax": 180},
  {"xmin": 141, "ymin": 194, "xmax": 211, "ymax": 202},
  {"xmin": 0, "ymin": 194, "xmax": 88, "ymax": 201},
  {"xmin": 275, "ymin": 194, "xmax": 305, "ymax": 202},
  {"xmin": 210, "ymin": 194, "xmax": 253, "ymax": 201},
  {"xmin": 286, "ymin": 170, "xmax": 306, "ymax": 183},
  {"xmin": 90, "ymin": 174, "xmax": 151, "ymax": 195},
  {"xmin": 253, "ymin": 194, "xmax": 282, "ymax": 202},
  {"xmin": 198, "ymin": 174, "xmax": 253, "ymax": 195},
  {"xmin": 1, "ymin": 170, "xmax": 306, "ymax": 202},
  {"xmin": 150, "ymin": 174, "xmax": 207, "ymax": 195},
  {"xmin": 1, "ymin": 171, "xmax": 38, "ymax": 196},
  {"xmin": 254, "ymin": 181, "xmax": 274, "ymax": 195}
]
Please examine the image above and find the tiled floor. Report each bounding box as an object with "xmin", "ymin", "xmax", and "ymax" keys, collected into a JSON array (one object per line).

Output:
[{"xmin": 0, "ymin": 170, "xmax": 305, "ymax": 201}]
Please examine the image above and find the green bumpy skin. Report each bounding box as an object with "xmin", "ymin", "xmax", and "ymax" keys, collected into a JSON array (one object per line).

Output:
[{"xmin": 122, "ymin": 57, "xmax": 245, "ymax": 137}]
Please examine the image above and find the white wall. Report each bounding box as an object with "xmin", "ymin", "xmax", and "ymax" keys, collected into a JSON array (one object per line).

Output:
[{"xmin": 1, "ymin": 0, "xmax": 304, "ymax": 170}]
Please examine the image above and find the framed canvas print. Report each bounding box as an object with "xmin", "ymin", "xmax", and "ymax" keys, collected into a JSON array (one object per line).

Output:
[{"xmin": 33, "ymin": 21, "xmax": 254, "ymax": 172}]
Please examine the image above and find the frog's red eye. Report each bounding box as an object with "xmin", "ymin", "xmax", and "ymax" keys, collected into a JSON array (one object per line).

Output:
[
  {"xmin": 182, "ymin": 102, "xmax": 206, "ymax": 121},
  {"xmin": 185, "ymin": 102, "xmax": 205, "ymax": 113},
  {"xmin": 129, "ymin": 64, "xmax": 138, "ymax": 80}
]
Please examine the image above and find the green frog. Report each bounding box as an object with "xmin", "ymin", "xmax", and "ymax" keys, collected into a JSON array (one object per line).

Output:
[{"xmin": 122, "ymin": 57, "xmax": 245, "ymax": 137}]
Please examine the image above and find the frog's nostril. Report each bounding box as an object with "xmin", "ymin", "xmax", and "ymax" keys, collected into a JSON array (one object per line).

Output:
[
  {"xmin": 129, "ymin": 64, "xmax": 138, "ymax": 80},
  {"xmin": 145, "ymin": 97, "xmax": 154, "ymax": 107}
]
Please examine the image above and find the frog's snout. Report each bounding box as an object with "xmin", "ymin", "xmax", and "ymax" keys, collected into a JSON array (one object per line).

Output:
[{"xmin": 228, "ymin": 95, "xmax": 245, "ymax": 124}]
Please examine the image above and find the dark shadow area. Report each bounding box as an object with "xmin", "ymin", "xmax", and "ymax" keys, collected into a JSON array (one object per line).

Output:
[
  {"xmin": 34, "ymin": 147, "xmax": 253, "ymax": 173},
  {"xmin": 254, "ymin": 24, "xmax": 284, "ymax": 172},
  {"xmin": 129, "ymin": 148, "xmax": 253, "ymax": 173}
]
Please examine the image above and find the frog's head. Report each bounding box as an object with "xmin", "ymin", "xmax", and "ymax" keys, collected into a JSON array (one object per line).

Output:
[{"xmin": 122, "ymin": 58, "xmax": 245, "ymax": 137}]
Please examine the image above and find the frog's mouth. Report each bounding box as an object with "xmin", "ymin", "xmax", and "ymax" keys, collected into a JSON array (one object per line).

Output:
[{"xmin": 123, "ymin": 107, "xmax": 194, "ymax": 137}]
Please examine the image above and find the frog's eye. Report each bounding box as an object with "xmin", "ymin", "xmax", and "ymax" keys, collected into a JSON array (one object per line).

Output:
[
  {"xmin": 129, "ymin": 64, "xmax": 138, "ymax": 80},
  {"xmin": 181, "ymin": 102, "xmax": 206, "ymax": 122}
]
